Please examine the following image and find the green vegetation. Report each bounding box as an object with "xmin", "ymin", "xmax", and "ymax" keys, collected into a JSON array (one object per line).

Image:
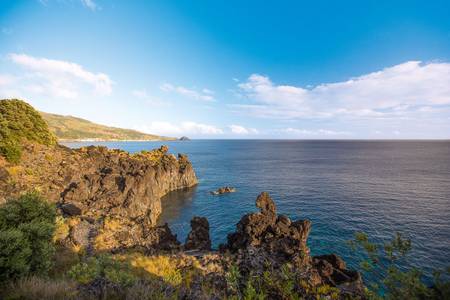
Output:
[
  {"xmin": 0, "ymin": 99, "xmax": 57, "ymax": 163},
  {"xmin": 41, "ymin": 111, "xmax": 175, "ymax": 141},
  {"xmin": 348, "ymin": 231, "xmax": 450, "ymax": 299},
  {"xmin": 69, "ymin": 254, "xmax": 137, "ymax": 287},
  {"xmin": 0, "ymin": 192, "xmax": 56, "ymax": 282}
]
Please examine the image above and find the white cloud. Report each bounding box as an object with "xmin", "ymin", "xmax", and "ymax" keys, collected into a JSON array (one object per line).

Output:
[
  {"xmin": 0, "ymin": 74, "xmax": 16, "ymax": 86},
  {"xmin": 131, "ymin": 89, "xmax": 171, "ymax": 107},
  {"xmin": 281, "ymin": 128, "xmax": 351, "ymax": 136},
  {"xmin": 235, "ymin": 61, "xmax": 450, "ymax": 120},
  {"xmin": 5, "ymin": 53, "xmax": 113, "ymax": 99},
  {"xmin": 160, "ymin": 83, "xmax": 215, "ymax": 101},
  {"xmin": 80, "ymin": 0, "xmax": 99, "ymax": 11},
  {"xmin": 135, "ymin": 121, "xmax": 223, "ymax": 136},
  {"xmin": 229, "ymin": 124, "xmax": 258, "ymax": 134}
]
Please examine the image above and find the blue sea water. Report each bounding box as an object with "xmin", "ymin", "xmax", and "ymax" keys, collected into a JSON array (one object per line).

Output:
[{"xmin": 64, "ymin": 140, "xmax": 450, "ymax": 284}]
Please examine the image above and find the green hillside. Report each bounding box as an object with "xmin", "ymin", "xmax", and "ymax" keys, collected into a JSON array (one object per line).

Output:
[{"xmin": 40, "ymin": 112, "xmax": 175, "ymax": 141}]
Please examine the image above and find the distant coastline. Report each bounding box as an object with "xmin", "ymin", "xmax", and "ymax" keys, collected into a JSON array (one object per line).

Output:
[
  {"xmin": 59, "ymin": 138, "xmax": 177, "ymax": 142},
  {"xmin": 40, "ymin": 111, "xmax": 177, "ymax": 142}
]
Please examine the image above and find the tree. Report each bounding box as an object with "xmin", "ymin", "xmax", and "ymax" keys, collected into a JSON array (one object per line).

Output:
[{"xmin": 0, "ymin": 192, "xmax": 56, "ymax": 282}]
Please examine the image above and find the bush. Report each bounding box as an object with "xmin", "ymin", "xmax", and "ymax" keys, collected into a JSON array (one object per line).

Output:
[
  {"xmin": 0, "ymin": 192, "xmax": 56, "ymax": 282},
  {"xmin": 0, "ymin": 99, "xmax": 57, "ymax": 163},
  {"xmin": 69, "ymin": 254, "xmax": 137, "ymax": 287},
  {"xmin": 348, "ymin": 231, "xmax": 450, "ymax": 299},
  {"xmin": 0, "ymin": 229, "xmax": 32, "ymax": 280},
  {"xmin": 0, "ymin": 140, "xmax": 21, "ymax": 164}
]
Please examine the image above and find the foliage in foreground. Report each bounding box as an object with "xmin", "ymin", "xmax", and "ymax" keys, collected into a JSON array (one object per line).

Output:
[
  {"xmin": 0, "ymin": 192, "xmax": 56, "ymax": 282},
  {"xmin": 0, "ymin": 99, "xmax": 57, "ymax": 163},
  {"xmin": 348, "ymin": 231, "xmax": 450, "ymax": 300},
  {"xmin": 0, "ymin": 190, "xmax": 449, "ymax": 299}
]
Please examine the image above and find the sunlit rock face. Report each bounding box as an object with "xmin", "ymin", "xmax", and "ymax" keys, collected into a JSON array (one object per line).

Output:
[{"xmin": 0, "ymin": 143, "xmax": 197, "ymax": 251}]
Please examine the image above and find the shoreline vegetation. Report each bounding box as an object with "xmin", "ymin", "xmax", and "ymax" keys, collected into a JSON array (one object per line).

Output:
[
  {"xmin": 40, "ymin": 111, "xmax": 176, "ymax": 142},
  {"xmin": 1, "ymin": 99, "xmax": 449, "ymax": 299}
]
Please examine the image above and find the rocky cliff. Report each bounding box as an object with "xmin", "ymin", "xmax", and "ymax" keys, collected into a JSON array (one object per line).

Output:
[{"xmin": 0, "ymin": 142, "xmax": 198, "ymax": 252}]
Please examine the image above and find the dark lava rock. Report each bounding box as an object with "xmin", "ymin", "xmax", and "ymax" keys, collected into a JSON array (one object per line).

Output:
[
  {"xmin": 210, "ymin": 186, "xmax": 236, "ymax": 195},
  {"xmin": 60, "ymin": 202, "xmax": 82, "ymax": 216},
  {"xmin": 224, "ymin": 192, "xmax": 310, "ymax": 266},
  {"xmin": 222, "ymin": 192, "xmax": 363, "ymax": 294},
  {"xmin": 143, "ymin": 223, "xmax": 181, "ymax": 251},
  {"xmin": 185, "ymin": 216, "xmax": 211, "ymax": 251}
]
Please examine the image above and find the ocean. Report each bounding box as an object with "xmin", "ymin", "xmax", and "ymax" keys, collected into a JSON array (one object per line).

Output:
[{"xmin": 63, "ymin": 140, "xmax": 450, "ymax": 284}]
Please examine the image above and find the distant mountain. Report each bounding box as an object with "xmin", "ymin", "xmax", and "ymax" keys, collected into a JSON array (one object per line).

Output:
[{"xmin": 40, "ymin": 112, "xmax": 175, "ymax": 141}]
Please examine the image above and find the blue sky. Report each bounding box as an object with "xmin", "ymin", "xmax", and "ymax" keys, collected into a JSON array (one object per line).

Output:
[{"xmin": 1, "ymin": 0, "xmax": 450, "ymax": 138}]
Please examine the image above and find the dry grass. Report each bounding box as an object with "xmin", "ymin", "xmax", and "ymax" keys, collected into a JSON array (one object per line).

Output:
[
  {"xmin": 124, "ymin": 281, "xmax": 178, "ymax": 300},
  {"xmin": 94, "ymin": 217, "xmax": 124, "ymax": 251},
  {"xmin": 2, "ymin": 276, "xmax": 79, "ymax": 300},
  {"xmin": 53, "ymin": 216, "xmax": 70, "ymax": 243},
  {"xmin": 116, "ymin": 253, "xmax": 186, "ymax": 286},
  {"xmin": 6, "ymin": 165, "xmax": 23, "ymax": 177}
]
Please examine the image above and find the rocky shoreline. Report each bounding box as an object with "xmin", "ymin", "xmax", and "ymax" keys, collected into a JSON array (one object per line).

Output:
[
  {"xmin": 0, "ymin": 141, "xmax": 364, "ymax": 298},
  {"xmin": 0, "ymin": 99, "xmax": 364, "ymax": 299},
  {"xmin": 65, "ymin": 192, "xmax": 364, "ymax": 299}
]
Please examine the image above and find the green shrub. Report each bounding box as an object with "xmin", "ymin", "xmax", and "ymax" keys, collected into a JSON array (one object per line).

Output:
[
  {"xmin": 69, "ymin": 254, "xmax": 137, "ymax": 287},
  {"xmin": 348, "ymin": 231, "xmax": 450, "ymax": 299},
  {"xmin": 0, "ymin": 140, "xmax": 21, "ymax": 164},
  {"xmin": 0, "ymin": 229, "xmax": 32, "ymax": 281},
  {"xmin": 68, "ymin": 257, "xmax": 101, "ymax": 284},
  {"xmin": 0, "ymin": 99, "xmax": 57, "ymax": 163},
  {"xmin": 0, "ymin": 192, "xmax": 56, "ymax": 282}
]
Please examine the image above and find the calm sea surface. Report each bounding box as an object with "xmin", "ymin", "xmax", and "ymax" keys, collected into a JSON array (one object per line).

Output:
[{"xmin": 64, "ymin": 140, "xmax": 450, "ymax": 283}]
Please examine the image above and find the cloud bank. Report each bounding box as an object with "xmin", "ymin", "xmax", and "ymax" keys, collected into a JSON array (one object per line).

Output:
[
  {"xmin": 235, "ymin": 61, "xmax": 450, "ymax": 120},
  {"xmin": 136, "ymin": 121, "xmax": 224, "ymax": 136},
  {"xmin": 229, "ymin": 124, "xmax": 258, "ymax": 135}
]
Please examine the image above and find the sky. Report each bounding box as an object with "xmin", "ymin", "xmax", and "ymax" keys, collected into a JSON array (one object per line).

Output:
[{"xmin": 0, "ymin": 0, "xmax": 450, "ymax": 139}]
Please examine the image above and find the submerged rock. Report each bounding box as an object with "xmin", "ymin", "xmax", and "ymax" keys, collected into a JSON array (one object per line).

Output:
[
  {"xmin": 185, "ymin": 216, "xmax": 211, "ymax": 251},
  {"xmin": 210, "ymin": 186, "xmax": 236, "ymax": 195}
]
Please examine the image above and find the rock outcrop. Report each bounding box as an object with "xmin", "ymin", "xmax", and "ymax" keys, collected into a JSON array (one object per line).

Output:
[
  {"xmin": 210, "ymin": 186, "xmax": 236, "ymax": 195},
  {"xmin": 224, "ymin": 192, "xmax": 311, "ymax": 266},
  {"xmin": 0, "ymin": 143, "xmax": 197, "ymax": 251},
  {"xmin": 185, "ymin": 216, "xmax": 211, "ymax": 251},
  {"xmin": 221, "ymin": 192, "xmax": 364, "ymax": 295}
]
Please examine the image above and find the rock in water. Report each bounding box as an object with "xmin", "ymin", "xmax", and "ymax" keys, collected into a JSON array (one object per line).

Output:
[
  {"xmin": 210, "ymin": 186, "xmax": 236, "ymax": 195},
  {"xmin": 224, "ymin": 192, "xmax": 311, "ymax": 266},
  {"xmin": 185, "ymin": 216, "xmax": 211, "ymax": 251}
]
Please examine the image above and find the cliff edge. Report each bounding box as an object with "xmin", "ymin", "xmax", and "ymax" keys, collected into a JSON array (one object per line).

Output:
[{"xmin": 0, "ymin": 99, "xmax": 198, "ymax": 251}]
